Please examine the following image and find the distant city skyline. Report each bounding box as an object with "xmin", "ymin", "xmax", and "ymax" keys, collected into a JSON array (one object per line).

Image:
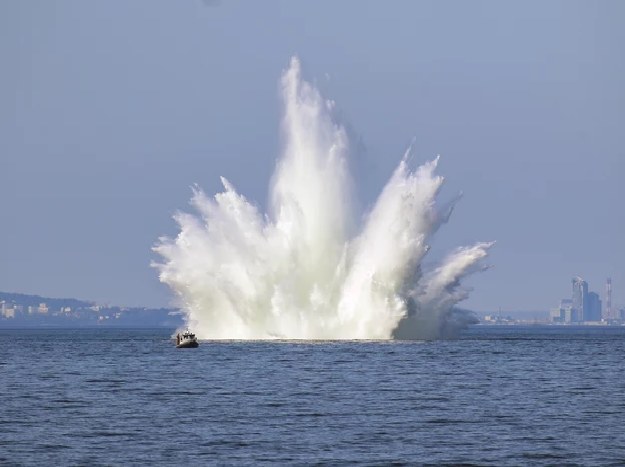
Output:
[
  {"xmin": 4, "ymin": 286, "xmax": 625, "ymax": 327},
  {"xmin": 2, "ymin": 1, "xmax": 624, "ymax": 311},
  {"xmin": 550, "ymin": 276, "xmax": 614, "ymax": 323},
  {"xmin": 4, "ymin": 273, "xmax": 625, "ymax": 320}
]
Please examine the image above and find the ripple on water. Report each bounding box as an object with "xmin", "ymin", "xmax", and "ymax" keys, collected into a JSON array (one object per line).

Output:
[{"xmin": 1, "ymin": 327, "xmax": 625, "ymax": 464}]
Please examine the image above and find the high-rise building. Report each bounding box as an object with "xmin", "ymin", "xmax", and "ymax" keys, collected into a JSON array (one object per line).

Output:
[
  {"xmin": 605, "ymin": 278, "xmax": 613, "ymax": 320},
  {"xmin": 586, "ymin": 292, "xmax": 602, "ymax": 322},
  {"xmin": 550, "ymin": 299, "xmax": 575, "ymax": 323},
  {"xmin": 572, "ymin": 277, "xmax": 589, "ymax": 322},
  {"xmin": 561, "ymin": 299, "xmax": 575, "ymax": 323}
]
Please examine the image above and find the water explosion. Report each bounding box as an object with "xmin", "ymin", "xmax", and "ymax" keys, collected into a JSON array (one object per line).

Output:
[{"xmin": 153, "ymin": 57, "xmax": 493, "ymax": 339}]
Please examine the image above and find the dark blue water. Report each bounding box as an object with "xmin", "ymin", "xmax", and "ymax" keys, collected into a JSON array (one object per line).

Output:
[{"xmin": 2, "ymin": 326, "xmax": 625, "ymax": 465}]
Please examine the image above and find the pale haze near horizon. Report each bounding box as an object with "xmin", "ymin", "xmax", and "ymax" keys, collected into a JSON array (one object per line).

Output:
[{"xmin": 1, "ymin": 0, "xmax": 623, "ymax": 313}]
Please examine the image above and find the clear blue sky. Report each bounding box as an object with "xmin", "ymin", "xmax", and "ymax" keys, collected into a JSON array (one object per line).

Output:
[{"xmin": 1, "ymin": 0, "xmax": 623, "ymax": 312}]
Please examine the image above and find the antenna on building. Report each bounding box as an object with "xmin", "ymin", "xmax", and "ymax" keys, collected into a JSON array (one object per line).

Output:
[{"xmin": 606, "ymin": 278, "xmax": 612, "ymax": 320}]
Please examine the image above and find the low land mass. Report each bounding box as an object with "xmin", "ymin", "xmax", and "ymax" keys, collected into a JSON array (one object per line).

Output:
[{"xmin": 0, "ymin": 291, "xmax": 183, "ymax": 328}]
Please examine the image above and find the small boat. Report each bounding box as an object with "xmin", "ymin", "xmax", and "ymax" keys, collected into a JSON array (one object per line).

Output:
[{"xmin": 175, "ymin": 329, "xmax": 199, "ymax": 348}]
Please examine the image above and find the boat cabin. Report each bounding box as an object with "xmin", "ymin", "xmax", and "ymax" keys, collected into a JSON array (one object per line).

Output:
[{"xmin": 176, "ymin": 329, "xmax": 199, "ymax": 348}]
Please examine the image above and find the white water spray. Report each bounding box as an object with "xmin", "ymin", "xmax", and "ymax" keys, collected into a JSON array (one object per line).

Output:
[{"xmin": 153, "ymin": 57, "xmax": 493, "ymax": 339}]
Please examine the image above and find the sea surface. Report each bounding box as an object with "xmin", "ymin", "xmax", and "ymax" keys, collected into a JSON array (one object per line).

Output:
[{"xmin": 1, "ymin": 325, "xmax": 625, "ymax": 466}]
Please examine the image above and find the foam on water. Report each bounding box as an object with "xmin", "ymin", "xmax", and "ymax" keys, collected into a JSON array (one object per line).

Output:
[{"xmin": 153, "ymin": 57, "xmax": 493, "ymax": 339}]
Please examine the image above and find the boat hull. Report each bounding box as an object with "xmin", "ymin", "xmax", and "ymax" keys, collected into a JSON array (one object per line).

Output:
[{"xmin": 176, "ymin": 341, "xmax": 199, "ymax": 348}]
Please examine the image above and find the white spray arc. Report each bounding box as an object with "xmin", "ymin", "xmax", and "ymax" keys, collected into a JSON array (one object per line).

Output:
[{"xmin": 153, "ymin": 57, "xmax": 493, "ymax": 339}]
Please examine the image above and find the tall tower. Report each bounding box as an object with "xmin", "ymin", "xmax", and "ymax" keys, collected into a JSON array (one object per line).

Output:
[
  {"xmin": 572, "ymin": 277, "xmax": 589, "ymax": 322},
  {"xmin": 606, "ymin": 278, "xmax": 612, "ymax": 320}
]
